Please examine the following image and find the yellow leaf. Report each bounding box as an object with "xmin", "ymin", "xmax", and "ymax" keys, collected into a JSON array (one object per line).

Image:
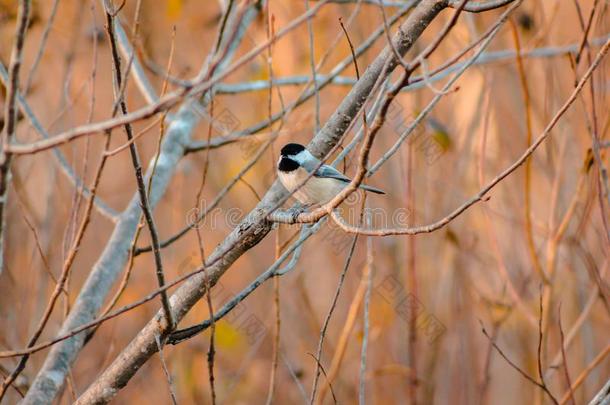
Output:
[
  {"xmin": 214, "ymin": 320, "xmax": 245, "ymax": 350},
  {"xmin": 426, "ymin": 117, "xmax": 452, "ymax": 151},
  {"xmin": 166, "ymin": 0, "xmax": 182, "ymax": 19}
]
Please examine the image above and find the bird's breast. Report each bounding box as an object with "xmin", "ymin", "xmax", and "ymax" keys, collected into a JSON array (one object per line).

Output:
[{"xmin": 278, "ymin": 167, "xmax": 344, "ymax": 205}]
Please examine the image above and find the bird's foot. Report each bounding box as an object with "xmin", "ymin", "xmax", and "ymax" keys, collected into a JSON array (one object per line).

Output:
[{"xmin": 288, "ymin": 203, "xmax": 310, "ymax": 223}]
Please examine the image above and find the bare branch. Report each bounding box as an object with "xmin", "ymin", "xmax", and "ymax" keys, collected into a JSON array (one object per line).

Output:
[
  {"xmin": 212, "ymin": 34, "xmax": 610, "ymax": 94},
  {"xmin": 0, "ymin": 0, "xmax": 30, "ymax": 275}
]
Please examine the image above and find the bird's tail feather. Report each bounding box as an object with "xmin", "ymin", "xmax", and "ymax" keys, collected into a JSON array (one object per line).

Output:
[{"xmin": 359, "ymin": 184, "xmax": 385, "ymax": 195}]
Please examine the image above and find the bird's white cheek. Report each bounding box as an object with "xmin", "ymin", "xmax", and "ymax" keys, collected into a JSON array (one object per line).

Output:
[
  {"xmin": 278, "ymin": 169, "xmax": 315, "ymax": 205},
  {"xmin": 278, "ymin": 171, "xmax": 295, "ymax": 188}
]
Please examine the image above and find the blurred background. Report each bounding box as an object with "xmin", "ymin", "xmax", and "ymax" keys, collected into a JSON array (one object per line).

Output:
[{"xmin": 0, "ymin": 0, "xmax": 609, "ymax": 403}]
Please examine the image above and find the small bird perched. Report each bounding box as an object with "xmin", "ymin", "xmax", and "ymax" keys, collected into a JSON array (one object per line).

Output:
[{"xmin": 277, "ymin": 143, "xmax": 385, "ymax": 206}]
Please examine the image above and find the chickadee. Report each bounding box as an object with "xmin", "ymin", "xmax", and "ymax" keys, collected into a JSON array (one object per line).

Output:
[{"xmin": 277, "ymin": 143, "xmax": 385, "ymax": 206}]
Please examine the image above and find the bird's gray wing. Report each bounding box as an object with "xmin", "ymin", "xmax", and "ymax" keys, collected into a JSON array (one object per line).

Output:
[
  {"xmin": 299, "ymin": 157, "xmax": 351, "ymax": 182},
  {"xmin": 303, "ymin": 160, "xmax": 385, "ymax": 194},
  {"xmin": 312, "ymin": 164, "xmax": 351, "ymax": 183}
]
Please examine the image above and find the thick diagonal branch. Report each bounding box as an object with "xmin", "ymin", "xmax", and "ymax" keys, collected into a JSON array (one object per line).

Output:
[{"xmin": 20, "ymin": 3, "xmax": 263, "ymax": 404}]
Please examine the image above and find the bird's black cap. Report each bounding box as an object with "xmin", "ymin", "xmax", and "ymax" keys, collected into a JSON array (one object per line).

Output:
[{"xmin": 281, "ymin": 143, "xmax": 305, "ymax": 156}]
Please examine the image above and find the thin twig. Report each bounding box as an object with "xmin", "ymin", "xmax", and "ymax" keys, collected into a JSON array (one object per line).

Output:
[
  {"xmin": 0, "ymin": 63, "xmax": 118, "ymax": 221},
  {"xmin": 24, "ymin": 0, "xmax": 60, "ymax": 94},
  {"xmin": 0, "ymin": 0, "xmax": 30, "ymax": 276},
  {"xmin": 558, "ymin": 344, "xmax": 610, "ymax": 404},
  {"xmin": 265, "ymin": 6, "xmax": 281, "ymax": 405},
  {"xmin": 103, "ymin": 2, "xmax": 174, "ymax": 329},
  {"xmin": 480, "ymin": 321, "xmax": 558, "ymax": 404},
  {"xmin": 359, "ymin": 210, "xmax": 374, "ymax": 405},
  {"xmin": 557, "ymin": 304, "xmax": 576, "ymax": 405},
  {"xmin": 307, "ymin": 353, "xmax": 338, "ymax": 405},
  {"xmin": 310, "ymin": 231, "xmax": 360, "ymax": 402},
  {"xmin": 154, "ymin": 334, "xmax": 178, "ymax": 405},
  {"xmin": 305, "ymin": 0, "xmax": 321, "ymax": 132},
  {"xmin": 536, "ymin": 286, "xmax": 552, "ymax": 400},
  {"xmin": 509, "ymin": 17, "xmax": 548, "ymax": 283}
]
